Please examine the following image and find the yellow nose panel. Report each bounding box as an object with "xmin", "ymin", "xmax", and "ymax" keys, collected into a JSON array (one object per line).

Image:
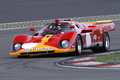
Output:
[{"xmin": 41, "ymin": 35, "xmax": 53, "ymax": 43}]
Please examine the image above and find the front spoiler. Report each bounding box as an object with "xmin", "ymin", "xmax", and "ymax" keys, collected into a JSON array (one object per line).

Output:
[{"xmin": 10, "ymin": 48, "xmax": 75, "ymax": 56}]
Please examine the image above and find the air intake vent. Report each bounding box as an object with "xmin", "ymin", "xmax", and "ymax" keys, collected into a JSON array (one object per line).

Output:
[
  {"xmin": 28, "ymin": 51, "xmax": 47, "ymax": 54},
  {"xmin": 20, "ymin": 53, "xmax": 27, "ymax": 55},
  {"xmin": 82, "ymin": 30, "xmax": 92, "ymax": 33},
  {"xmin": 48, "ymin": 51, "xmax": 55, "ymax": 53}
]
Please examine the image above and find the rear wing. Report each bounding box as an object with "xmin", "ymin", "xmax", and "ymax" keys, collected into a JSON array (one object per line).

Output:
[
  {"xmin": 82, "ymin": 20, "xmax": 115, "ymax": 33},
  {"xmin": 85, "ymin": 20, "xmax": 112, "ymax": 25}
]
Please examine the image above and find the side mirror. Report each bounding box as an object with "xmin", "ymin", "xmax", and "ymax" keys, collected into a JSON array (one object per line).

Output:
[
  {"xmin": 30, "ymin": 28, "xmax": 35, "ymax": 31},
  {"xmin": 55, "ymin": 19, "xmax": 59, "ymax": 24},
  {"xmin": 70, "ymin": 25, "xmax": 75, "ymax": 28},
  {"xmin": 30, "ymin": 28, "xmax": 35, "ymax": 38}
]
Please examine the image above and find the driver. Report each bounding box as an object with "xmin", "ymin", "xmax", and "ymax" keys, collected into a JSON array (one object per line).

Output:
[{"xmin": 49, "ymin": 25, "xmax": 61, "ymax": 34}]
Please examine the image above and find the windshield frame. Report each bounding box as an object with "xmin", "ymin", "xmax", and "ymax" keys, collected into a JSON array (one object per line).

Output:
[{"xmin": 38, "ymin": 22, "xmax": 72, "ymax": 36}]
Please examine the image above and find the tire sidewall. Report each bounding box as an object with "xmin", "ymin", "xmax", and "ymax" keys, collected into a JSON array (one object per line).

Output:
[
  {"xmin": 75, "ymin": 35, "xmax": 82, "ymax": 55},
  {"xmin": 102, "ymin": 32, "xmax": 110, "ymax": 51}
]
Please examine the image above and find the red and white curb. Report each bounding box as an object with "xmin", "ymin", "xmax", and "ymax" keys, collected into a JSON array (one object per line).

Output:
[{"xmin": 56, "ymin": 51, "xmax": 120, "ymax": 69}]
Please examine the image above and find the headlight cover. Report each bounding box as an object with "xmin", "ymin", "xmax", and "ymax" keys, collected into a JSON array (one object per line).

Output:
[
  {"xmin": 60, "ymin": 39, "xmax": 70, "ymax": 48},
  {"xmin": 12, "ymin": 42, "xmax": 23, "ymax": 51},
  {"xmin": 14, "ymin": 43, "xmax": 21, "ymax": 51}
]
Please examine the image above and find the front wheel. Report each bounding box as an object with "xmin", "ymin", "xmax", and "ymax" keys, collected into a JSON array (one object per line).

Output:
[
  {"xmin": 74, "ymin": 35, "xmax": 82, "ymax": 56},
  {"xmin": 68, "ymin": 35, "xmax": 82, "ymax": 56}
]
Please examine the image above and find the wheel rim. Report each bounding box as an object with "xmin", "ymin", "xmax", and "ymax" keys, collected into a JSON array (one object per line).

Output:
[
  {"xmin": 105, "ymin": 35, "xmax": 110, "ymax": 49},
  {"xmin": 77, "ymin": 38, "xmax": 81, "ymax": 54}
]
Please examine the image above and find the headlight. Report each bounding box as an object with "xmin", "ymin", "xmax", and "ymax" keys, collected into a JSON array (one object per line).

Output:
[
  {"xmin": 61, "ymin": 40, "xmax": 69, "ymax": 48},
  {"xmin": 14, "ymin": 43, "xmax": 21, "ymax": 51},
  {"xmin": 12, "ymin": 42, "xmax": 22, "ymax": 51}
]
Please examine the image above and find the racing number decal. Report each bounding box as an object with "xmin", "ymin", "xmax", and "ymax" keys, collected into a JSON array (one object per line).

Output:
[{"xmin": 86, "ymin": 33, "xmax": 91, "ymax": 47}]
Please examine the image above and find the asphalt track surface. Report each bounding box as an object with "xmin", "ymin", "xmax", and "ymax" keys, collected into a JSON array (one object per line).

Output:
[
  {"xmin": 0, "ymin": 20, "xmax": 120, "ymax": 80},
  {"xmin": 0, "ymin": 0, "xmax": 120, "ymax": 23},
  {"xmin": 0, "ymin": 0, "xmax": 120, "ymax": 80}
]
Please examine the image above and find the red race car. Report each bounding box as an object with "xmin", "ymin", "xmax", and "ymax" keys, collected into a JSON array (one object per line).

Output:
[{"xmin": 10, "ymin": 19, "xmax": 115, "ymax": 58}]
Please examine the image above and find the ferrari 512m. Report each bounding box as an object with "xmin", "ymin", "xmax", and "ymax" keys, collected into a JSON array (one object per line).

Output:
[{"xmin": 10, "ymin": 19, "xmax": 115, "ymax": 58}]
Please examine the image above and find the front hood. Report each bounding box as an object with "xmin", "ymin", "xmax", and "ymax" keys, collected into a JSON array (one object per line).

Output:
[
  {"xmin": 33, "ymin": 34, "xmax": 63, "ymax": 43},
  {"xmin": 22, "ymin": 31, "xmax": 75, "ymax": 48}
]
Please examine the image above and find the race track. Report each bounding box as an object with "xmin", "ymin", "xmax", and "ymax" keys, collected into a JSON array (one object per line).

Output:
[{"xmin": 0, "ymin": 0, "xmax": 120, "ymax": 80}]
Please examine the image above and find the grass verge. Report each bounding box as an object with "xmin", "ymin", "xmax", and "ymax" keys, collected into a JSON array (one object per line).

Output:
[{"xmin": 94, "ymin": 52, "xmax": 120, "ymax": 64}]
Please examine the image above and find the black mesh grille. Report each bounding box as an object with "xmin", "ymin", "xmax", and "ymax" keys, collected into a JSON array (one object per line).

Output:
[
  {"xmin": 20, "ymin": 53, "xmax": 27, "ymax": 55},
  {"xmin": 48, "ymin": 51, "xmax": 55, "ymax": 53},
  {"xmin": 20, "ymin": 50, "xmax": 55, "ymax": 55},
  {"xmin": 28, "ymin": 51, "xmax": 47, "ymax": 54}
]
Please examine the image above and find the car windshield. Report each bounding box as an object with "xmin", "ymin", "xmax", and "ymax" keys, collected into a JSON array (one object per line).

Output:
[{"xmin": 38, "ymin": 23, "xmax": 72, "ymax": 36}]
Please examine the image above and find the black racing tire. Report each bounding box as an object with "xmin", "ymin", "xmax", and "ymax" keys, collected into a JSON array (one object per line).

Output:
[
  {"xmin": 17, "ymin": 55, "xmax": 30, "ymax": 58},
  {"xmin": 102, "ymin": 32, "xmax": 110, "ymax": 51},
  {"xmin": 69, "ymin": 35, "xmax": 82, "ymax": 56},
  {"xmin": 92, "ymin": 32, "xmax": 110, "ymax": 53},
  {"xmin": 75, "ymin": 35, "xmax": 82, "ymax": 56}
]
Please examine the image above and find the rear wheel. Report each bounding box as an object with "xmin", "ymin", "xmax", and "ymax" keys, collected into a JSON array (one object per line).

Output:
[{"xmin": 92, "ymin": 32, "xmax": 110, "ymax": 53}]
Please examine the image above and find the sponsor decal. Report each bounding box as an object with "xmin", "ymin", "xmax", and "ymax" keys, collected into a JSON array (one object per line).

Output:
[
  {"xmin": 98, "ymin": 34, "xmax": 101, "ymax": 39},
  {"xmin": 100, "ymin": 29, "xmax": 102, "ymax": 34},
  {"xmin": 22, "ymin": 48, "xmax": 36, "ymax": 51},
  {"xmin": 22, "ymin": 43, "xmax": 38, "ymax": 49},
  {"xmin": 111, "ymin": 25, "xmax": 114, "ymax": 29},
  {"xmin": 39, "ymin": 47, "xmax": 53, "ymax": 50},
  {"xmin": 93, "ymin": 35, "xmax": 97, "ymax": 40},
  {"xmin": 98, "ymin": 36, "xmax": 100, "ymax": 39}
]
